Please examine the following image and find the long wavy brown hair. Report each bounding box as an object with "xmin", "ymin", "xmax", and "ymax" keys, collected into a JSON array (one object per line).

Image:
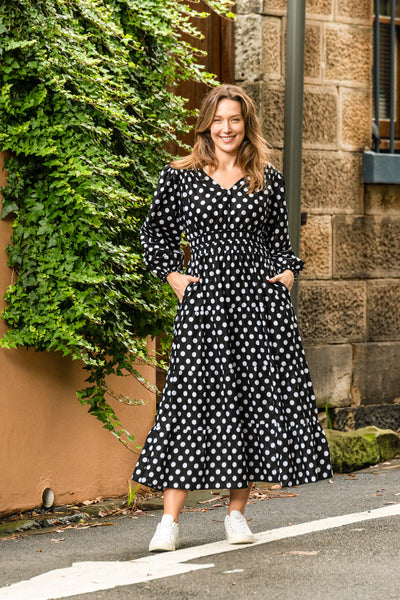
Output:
[{"xmin": 171, "ymin": 84, "xmax": 270, "ymax": 193}]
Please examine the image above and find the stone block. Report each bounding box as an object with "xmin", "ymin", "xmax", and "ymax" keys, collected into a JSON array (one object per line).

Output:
[
  {"xmin": 298, "ymin": 281, "xmax": 366, "ymax": 342},
  {"xmin": 303, "ymin": 88, "xmax": 338, "ymax": 147},
  {"xmin": 352, "ymin": 342, "xmax": 400, "ymax": 405},
  {"xmin": 236, "ymin": 0, "xmax": 263, "ymax": 14},
  {"xmin": 304, "ymin": 343, "xmax": 352, "ymax": 408},
  {"xmin": 365, "ymin": 184, "xmax": 400, "ymax": 215},
  {"xmin": 367, "ymin": 280, "xmax": 400, "ymax": 341},
  {"xmin": 333, "ymin": 215, "xmax": 400, "ymax": 278},
  {"xmin": 325, "ymin": 25, "xmax": 372, "ymax": 84},
  {"xmin": 262, "ymin": 16, "xmax": 281, "ymax": 79},
  {"xmin": 306, "ymin": 0, "xmax": 333, "ymax": 18},
  {"xmin": 304, "ymin": 23, "xmax": 322, "ymax": 81},
  {"xmin": 332, "ymin": 404, "xmax": 400, "ymax": 432},
  {"xmin": 300, "ymin": 215, "xmax": 332, "ymax": 279},
  {"xmin": 301, "ymin": 150, "xmax": 362, "ymax": 214},
  {"xmin": 242, "ymin": 82, "xmax": 262, "ymax": 113},
  {"xmin": 262, "ymin": 0, "xmax": 286, "ymax": 15},
  {"xmin": 335, "ymin": 0, "xmax": 373, "ymax": 23},
  {"xmin": 340, "ymin": 88, "xmax": 371, "ymax": 150},
  {"xmin": 235, "ymin": 15, "xmax": 262, "ymax": 82},
  {"xmin": 260, "ymin": 83, "xmax": 285, "ymax": 144},
  {"xmin": 325, "ymin": 426, "xmax": 400, "ymax": 473},
  {"xmin": 268, "ymin": 148, "xmax": 283, "ymax": 171}
]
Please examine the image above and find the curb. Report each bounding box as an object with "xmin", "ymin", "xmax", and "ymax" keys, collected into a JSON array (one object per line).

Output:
[{"xmin": 0, "ymin": 496, "xmax": 163, "ymax": 538}]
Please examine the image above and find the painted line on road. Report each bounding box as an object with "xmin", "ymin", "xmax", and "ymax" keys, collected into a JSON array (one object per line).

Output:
[{"xmin": 1, "ymin": 503, "xmax": 400, "ymax": 600}]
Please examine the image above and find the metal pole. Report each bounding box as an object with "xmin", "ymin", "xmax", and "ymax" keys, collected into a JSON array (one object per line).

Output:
[{"xmin": 283, "ymin": 0, "xmax": 306, "ymax": 313}]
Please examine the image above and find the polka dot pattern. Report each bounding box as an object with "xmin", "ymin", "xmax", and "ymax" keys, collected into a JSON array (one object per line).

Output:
[{"xmin": 132, "ymin": 165, "xmax": 333, "ymax": 490}]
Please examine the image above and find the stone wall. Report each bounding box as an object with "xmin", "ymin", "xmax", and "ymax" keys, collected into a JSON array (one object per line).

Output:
[{"xmin": 235, "ymin": 0, "xmax": 400, "ymax": 428}]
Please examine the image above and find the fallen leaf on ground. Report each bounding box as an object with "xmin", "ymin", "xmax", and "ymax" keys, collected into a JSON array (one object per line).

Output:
[
  {"xmin": 198, "ymin": 496, "xmax": 225, "ymax": 504},
  {"xmin": 72, "ymin": 522, "xmax": 114, "ymax": 530}
]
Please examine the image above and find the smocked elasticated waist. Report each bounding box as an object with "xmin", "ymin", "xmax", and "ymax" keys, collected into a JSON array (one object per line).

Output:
[{"xmin": 188, "ymin": 229, "xmax": 266, "ymax": 251}]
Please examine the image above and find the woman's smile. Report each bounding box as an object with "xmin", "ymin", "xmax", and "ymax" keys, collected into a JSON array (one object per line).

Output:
[{"xmin": 220, "ymin": 134, "xmax": 237, "ymax": 142}]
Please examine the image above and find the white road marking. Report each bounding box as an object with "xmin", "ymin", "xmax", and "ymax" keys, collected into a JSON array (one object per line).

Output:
[
  {"xmin": 223, "ymin": 569, "xmax": 244, "ymax": 574},
  {"xmin": 1, "ymin": 503, "xmax": 400, "ymax": 600}
]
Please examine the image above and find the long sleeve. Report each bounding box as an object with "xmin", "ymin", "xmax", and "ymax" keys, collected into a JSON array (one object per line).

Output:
[
  {"xmin": 266, "ymin": 168, "xmax": 305, "ymax": 280},
  {"xmin": 140, "ymin": 165, "xmax": 184, "ymax": 282}
]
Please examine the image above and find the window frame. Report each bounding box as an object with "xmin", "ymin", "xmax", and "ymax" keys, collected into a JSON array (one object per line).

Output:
[
  {"xmin": 375, "ymin": 14, "xmax": 400, "ymax": 149},
  {"xmin": 373, "ymin": 2, "xmax": 400, "ymax": 152}
]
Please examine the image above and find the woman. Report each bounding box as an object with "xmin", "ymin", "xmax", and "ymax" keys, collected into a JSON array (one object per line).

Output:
[{"xmin": 132, "ymin": 84, "xmax": 332, "ymax": 552}]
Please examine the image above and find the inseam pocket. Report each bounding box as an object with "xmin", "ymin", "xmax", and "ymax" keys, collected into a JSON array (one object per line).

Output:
[{"xmin": 275, "ymin": 280, "xmax": 290, "ymax": 295}]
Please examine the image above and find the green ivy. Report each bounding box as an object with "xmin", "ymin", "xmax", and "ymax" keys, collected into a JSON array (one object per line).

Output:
[{"xmin": 0, "ymin": 0, "xmax": 233, "ymax": 446}]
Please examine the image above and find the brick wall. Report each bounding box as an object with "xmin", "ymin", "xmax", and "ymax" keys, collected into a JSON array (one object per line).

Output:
[{"xmin": 235, "ymin": 0, "xmax": 400, "ymax": 426}]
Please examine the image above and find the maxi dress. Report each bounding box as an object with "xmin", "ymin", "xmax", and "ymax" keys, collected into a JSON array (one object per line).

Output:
[{"xmin": 132, "ymin": 164, "xmax": 333, "ymax": 491}]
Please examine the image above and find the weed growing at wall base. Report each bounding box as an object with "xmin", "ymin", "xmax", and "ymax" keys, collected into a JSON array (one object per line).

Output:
[{"xmin": 0, "ymin": 0, "xmax": 233, "ymax": 446}]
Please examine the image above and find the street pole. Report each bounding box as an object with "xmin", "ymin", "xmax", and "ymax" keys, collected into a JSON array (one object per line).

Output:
[{"xmin": 283, "ymin": 0, "xmax": 306, "ymax": 313}]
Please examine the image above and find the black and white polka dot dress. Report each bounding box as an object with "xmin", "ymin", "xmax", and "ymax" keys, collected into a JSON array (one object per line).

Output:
[{"xmin": 132, "ymin": 164, "xmax": 333, "ymax": 490}]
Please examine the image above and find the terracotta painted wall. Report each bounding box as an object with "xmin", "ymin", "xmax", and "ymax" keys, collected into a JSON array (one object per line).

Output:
[{"xmin": 0, "ymin": 153, "xmax": 156, "ymax": 514}]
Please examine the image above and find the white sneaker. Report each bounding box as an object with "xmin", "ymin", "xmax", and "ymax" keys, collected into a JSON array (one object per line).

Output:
[
  {"xmin": 149, "ymin": 514, "xmax": 179, "ymax": 552},
  {"xmin": 224, "ymin": 510, "xmax": 255, "ymax": 544}
]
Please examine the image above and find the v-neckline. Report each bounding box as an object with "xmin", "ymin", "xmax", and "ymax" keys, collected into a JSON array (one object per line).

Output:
[{"xmin": 199, "ymin": 168, "xmax": 245, "ymax": 191}]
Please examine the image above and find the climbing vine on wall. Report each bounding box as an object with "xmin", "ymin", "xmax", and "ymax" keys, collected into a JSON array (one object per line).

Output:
[{"xmin": 0, "ymin": 0, "xmax": 233, "ymax": 446}]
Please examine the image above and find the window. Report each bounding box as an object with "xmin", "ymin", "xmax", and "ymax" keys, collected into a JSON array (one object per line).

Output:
[{"xmin": 373, "ymin": 0, "xmax": 400, "ymax": 152}]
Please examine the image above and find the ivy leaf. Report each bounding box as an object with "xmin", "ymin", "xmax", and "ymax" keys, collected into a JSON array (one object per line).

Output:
[{"xmin": 1, "ymin": 202, "xmax": 19, "ymax": 219}]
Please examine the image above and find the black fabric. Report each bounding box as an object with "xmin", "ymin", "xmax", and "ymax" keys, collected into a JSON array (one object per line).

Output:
[{"xmin": 132, "ymin": 165, "xmax": 333, "ymax": 490}]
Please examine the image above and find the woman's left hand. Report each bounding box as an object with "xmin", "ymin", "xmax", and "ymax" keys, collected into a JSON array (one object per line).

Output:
[{"xmin": 269, "ymin": 269, "xmax": 295, "ymax": 291}]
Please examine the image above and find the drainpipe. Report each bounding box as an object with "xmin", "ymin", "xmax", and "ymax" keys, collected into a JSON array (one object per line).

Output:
[{"xmin": 283, "ymin": 0, "xmax": 306, "ymax": 313}]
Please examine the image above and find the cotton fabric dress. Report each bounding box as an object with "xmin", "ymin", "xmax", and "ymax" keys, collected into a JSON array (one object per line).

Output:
[{"xmin": 132, "ymin": 164, "xmax": 333, "ymax": 490}]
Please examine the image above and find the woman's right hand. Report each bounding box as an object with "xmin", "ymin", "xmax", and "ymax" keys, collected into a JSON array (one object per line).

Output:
[{"xmin": 166, "ymin": 271, "xmax": 200, "ymax": 303}]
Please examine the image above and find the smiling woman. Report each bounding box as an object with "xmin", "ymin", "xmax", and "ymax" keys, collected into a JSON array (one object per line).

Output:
[{"xmin": 132, "ymin": 84, "xmax": 333, "ymax": 553}]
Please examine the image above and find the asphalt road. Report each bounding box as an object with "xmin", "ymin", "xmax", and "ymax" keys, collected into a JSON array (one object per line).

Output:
[{"xmin": 1, "ymin": 460, "xmax": 400, "ymax": 599}]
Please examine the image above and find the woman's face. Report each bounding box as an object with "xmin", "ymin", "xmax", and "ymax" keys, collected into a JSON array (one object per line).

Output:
[{"xmin": 210, "ymin": 98, "xmax": 245, "ymax": 157}]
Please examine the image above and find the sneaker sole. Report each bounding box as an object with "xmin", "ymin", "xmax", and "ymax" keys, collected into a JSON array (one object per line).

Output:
[
  {"xmin": 149, "ymin": 541, "xmax": 179, "ymax": 552},
  {"xmin": 226, "ymin": 534, "xmax": 255, "ymax": 544}
]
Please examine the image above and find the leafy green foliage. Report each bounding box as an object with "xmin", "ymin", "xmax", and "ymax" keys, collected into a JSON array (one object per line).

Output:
[{"xmin": 0, "ymin": 0, "xmax": 233, "ymax": 445}]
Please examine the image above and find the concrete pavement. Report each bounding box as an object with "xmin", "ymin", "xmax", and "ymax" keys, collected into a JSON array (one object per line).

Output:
[{"xmin": 1, "ymin": 459, "xmax": 400, "ymax": 599}]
